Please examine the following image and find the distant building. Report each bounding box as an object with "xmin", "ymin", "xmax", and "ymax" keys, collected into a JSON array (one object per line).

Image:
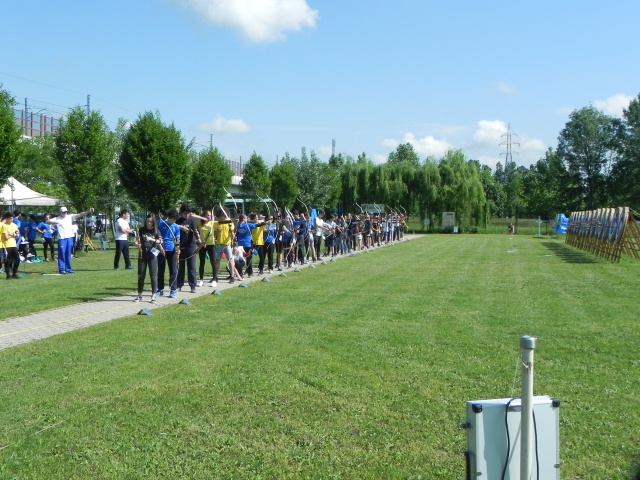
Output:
[{"xmin": 13, "ymin": 108, "xmax": 60, "ymax": 138}]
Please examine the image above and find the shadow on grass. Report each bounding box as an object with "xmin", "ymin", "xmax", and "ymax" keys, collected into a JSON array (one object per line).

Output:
[{"xmin": 541, "ymin": 242, "xmax": 603, "ymax": 264}]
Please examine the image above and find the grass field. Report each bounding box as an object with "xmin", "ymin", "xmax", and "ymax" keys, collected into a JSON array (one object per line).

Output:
[{"xmin": 1, "ymin": 235, "xmax": 639, "ymax": 479}]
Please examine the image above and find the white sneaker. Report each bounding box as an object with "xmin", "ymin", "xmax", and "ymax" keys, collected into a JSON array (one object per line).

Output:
[
  {"xmin": 209, "ymin": 280, "xmax": 217, "ymax": 287},
  {"xmin": 197, "ymin": 280, "xmax": 204, "ymax": 287}
]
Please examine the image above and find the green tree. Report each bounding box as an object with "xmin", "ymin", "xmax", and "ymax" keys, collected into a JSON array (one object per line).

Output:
[
  {"xmin": 118, "ymin": 111, "xmax": 191, "ymax": 213},
  {"xmin": 0, "ymin": 86, "xmax": 24, "ymax": 187},
  {"xmin": 14, "ymin": 134, "xmax": 67, "ymax": 198},
  {"xmin": 296, "ymin": 148, "xmax": 337, "ymax": 210},
  {"xmin": 478, "ymin": 163, "xmax": 504, "ymax": 218},
  {"xmin": 388, "ymin": 142, "xmax": 420, "ymax": 166},
  {"xmin": 438, "ymin": 150, "xmax": 487, "ymax": 227},
  {"xmin": 240, "ymin": 152, "xmax": 271, "ymax": 211},
  {"xmin": 557, "ymin": 106, "xmax": 618, "ymax": 210},
  {"xmin": 98, "ymin": 118, "xmax": 136, "ymax": 214},
  {"xmin": 270, "ymin": 158, "xmax": 299, "ymax": 210},
  {"xmin": 54, "ymin": 106, "xmax": 115, "ymax": 209},
  {"xmin": 189, "ymin": 147, "xmax": 233, "ymax": 211},
  {"xmin": 414, "ymin": 160, "xmax": 441, "ymax": 227},
  {"xmin": 522, "ymin": 149, "xmax": 569, "ymax": 219},
  {"xmin": 339, "ymin": 157, "xmax": 359, "ymax": 212},
  {"xmin": 611, "ymin": 94, "xmax": 640, "ymax": 210}
]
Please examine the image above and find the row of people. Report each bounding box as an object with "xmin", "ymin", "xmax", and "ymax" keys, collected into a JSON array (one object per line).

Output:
[{"xmin": 131, "ymin": 205, "xmax": 407, "ymax": 302}]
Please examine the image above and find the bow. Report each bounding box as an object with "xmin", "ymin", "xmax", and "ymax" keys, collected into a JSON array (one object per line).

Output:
[
  {"xmin": 223, "ymin": 186, "xmax": 239, "ymax": 218},
  {"xmin": 255, "ymin": 190, "xmax": 271, "ymax": 219}
]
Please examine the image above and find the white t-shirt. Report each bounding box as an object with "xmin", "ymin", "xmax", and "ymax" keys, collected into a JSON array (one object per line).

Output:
[
  {"xmin": 314, "ymin": 218, "xmax": 325, "ymax": 236},
  {"xmin": 54, "ymin": 214, "xmax": 80, "ymax": 240},
  {"xmin": 115, "ymin": 217, "xmax": 130, "ymax": 241}
]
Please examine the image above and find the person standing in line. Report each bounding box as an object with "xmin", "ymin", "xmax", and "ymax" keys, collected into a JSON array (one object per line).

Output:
[
  {"xmin": 313, "ymin": 212, "xmax": 326, "ymax": 260},
  {"xmin": 134, "ymin": 214, "xmax": 163, "ymax": 303},
  {"xmin": 114, "ymin": 209, "xmax": 134, "ymax": 270},
  {"xmin": 197, "ymin": 210, "xmax": 216, "ymax": 287},
  {"xmin": 324, "ymin": 214, "xmax": 337, "ymax": 257},
  {"xmin": 176, "ymin": 203, "xmax": 204, "ymax": 294},
  {"xmin": 235, "ymin": 214, "xmax": 253, "ymax": 277},
  {"xmin": 213, "ymin": 207, "xmax": 239, "ymax": 285},
  {"xmin": 157, "ymin": 208, "xmax": 181, "ymax": 298},
  {"xmin": 250, "ymin": 213, "xmax": 267, "ymax": 275},
  {"xmin": 37, "ymin": 214, "xmax": 55, "ymax": 262},
  {"xmin": 263, "ymin": 214, "xmax": 277, "ymax": 273},
  {"xmin": 292, "ymin": 211, "xmax": 309, "ymax": 265},
  {"xmin": 46, "ymin": 206, "xmax": 93, "ymax": 274},
  {"xmin": 1, "ymin": 212, "xmax": 21, "ymax": 279}
]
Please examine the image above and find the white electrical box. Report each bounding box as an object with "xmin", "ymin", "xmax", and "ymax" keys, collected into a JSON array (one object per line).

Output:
[{"xmin": 463, "ymin": 395, "xmax": 560, "ymax": 479}]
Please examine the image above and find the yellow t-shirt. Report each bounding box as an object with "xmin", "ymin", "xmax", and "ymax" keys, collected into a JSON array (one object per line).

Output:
[
  {"xmin": 198, "ymin": 221, "xmax": 215, "ymax": 246},
  {"xmin": 251, "ymin": 225, "xmax": 266, "ymax": 246},
  {"xmin": 0, "ymin": 222, "xmax": 18, "ymax": 249},
  {"xmin": 214, "ymin": 219, "xmax": 235, "ymax": 246}
]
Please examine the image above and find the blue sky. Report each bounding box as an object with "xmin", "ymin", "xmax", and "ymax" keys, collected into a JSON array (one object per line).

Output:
[{"xmin": 2, "ymin": 0, "xmax": 639, "ymax": 169}]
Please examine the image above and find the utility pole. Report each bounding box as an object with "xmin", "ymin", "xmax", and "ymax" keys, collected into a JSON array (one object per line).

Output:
[
  {"xmin": 86, "ymin": 94, "xmax": 90, "ymax": 115},
  {"xmin": 499, "ymin": 124, "xmax": 520, "ymax": 219},
  {"xmin": 499, "ymin": 124, "xmax": 519, "ymax": 169},
  {"xmin": 332, "ymin": 139, "xmax": 335, "ymax": 157}
]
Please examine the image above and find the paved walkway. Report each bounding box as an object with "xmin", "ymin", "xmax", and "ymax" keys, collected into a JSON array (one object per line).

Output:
[{"xmin": 0, "ymin": 238, "xmax": 416, "ymax": 351}]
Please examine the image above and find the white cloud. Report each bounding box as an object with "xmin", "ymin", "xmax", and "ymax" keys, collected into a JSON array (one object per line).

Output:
[
  {"xmin": 197, "ymin": 115, "xmax": 251, "ymax": 133},
  {"xmin": 318, "ymin": 145, "xmax": 333, "ymax": 157},
  {"xmin": 382, "ymin": 132, "xmax": 452, "ymax": 158},
  {"xmin": 468, "ymin": 120, "xmax": 546, "ymax": 169},
  {"xmin": 174, "ymin": 0, "xmax": 318, "ymax": 43},
  {"xmin": 494, "ymin": 81, "xmax": 518, "ymax": 95},
  {"xmin": 594, "ymin": 93, "xmax": 633, "ymax": 118},
  {"xmin": 472, "ymin": 120, "xmax": 508, "ymax": 146}
]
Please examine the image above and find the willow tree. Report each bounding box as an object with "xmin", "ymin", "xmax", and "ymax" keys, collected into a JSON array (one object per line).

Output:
[
  {"xmin": 118, "ymin": 111, "xmax": 190, "ymax": 214},
  {"xmin": 438, "ymin": 150, "xmax": 487, "ymax": 227},
  {"xmin": 415, "ymin": 160, "xmax": 441, "ymax": 226}
]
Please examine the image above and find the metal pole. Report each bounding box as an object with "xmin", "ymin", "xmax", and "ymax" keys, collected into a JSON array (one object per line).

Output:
[{"xmin": 520, "ymin": 335, "xmax": 536, "ymax": 480}]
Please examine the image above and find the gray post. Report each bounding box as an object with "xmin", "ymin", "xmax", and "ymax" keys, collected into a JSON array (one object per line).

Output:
[{"xmin": 520, "ymin": 335, "xmax": 536, "ymax": 480}]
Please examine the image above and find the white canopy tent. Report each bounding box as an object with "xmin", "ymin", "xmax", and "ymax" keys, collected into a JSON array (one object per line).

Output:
[{"xmin": 0, "ymin": 177, "xmax": 62, "ymax": 208}]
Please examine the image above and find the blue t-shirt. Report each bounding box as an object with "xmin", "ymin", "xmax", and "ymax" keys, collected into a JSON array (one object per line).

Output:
[
  {"xmin": 158, "ymin": 220, "xmax": 181, "ymax": 252},
  {"xmin": 236, "ymin": 223, "xmax": 256, "ymax": 249},
  {"xmin": 13, "ymin": 218, "xmax": 25, "ymax": 236},
  {"xmin": 293, "ymin": 219, "xmax": 307, "ymax": 237},
  {"xmin": 26, "ymin": 221, "xmax": 38, "ymax": 241},
  {"xmin": 264, "ymin": 223, "xmax": 276, "ymax": 244},
  {"xmin": 37, "ymin": 222, "xmax": 53, "ymax": 239}
]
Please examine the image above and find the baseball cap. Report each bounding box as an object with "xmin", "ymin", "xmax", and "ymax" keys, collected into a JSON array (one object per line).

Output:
[{"xmin": 60, "ymin": 207, "xmax": 68, "ymax": 213}]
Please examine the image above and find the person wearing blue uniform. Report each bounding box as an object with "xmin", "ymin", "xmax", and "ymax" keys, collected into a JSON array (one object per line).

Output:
[
  {"xmin": 292, "ymin": 212, "xmax": 309, "ymax": 265},
  {"xmin": 25, "ymin": 215, "xmax": 38, "ymax": 256},
  {"xmin": 236, "ymin": 214, "xmax": 256, "ymax": 277},
  {"xmin": 157, "ymin": 208, "xmax": 181, "ymax": 298},
  {"xmin": 37, "ymin": 214, "xmax": 55, "ymax": 261},
  {"xmin": 263, "ymin": 215, "xmax": 277, "ymax": 273}
]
